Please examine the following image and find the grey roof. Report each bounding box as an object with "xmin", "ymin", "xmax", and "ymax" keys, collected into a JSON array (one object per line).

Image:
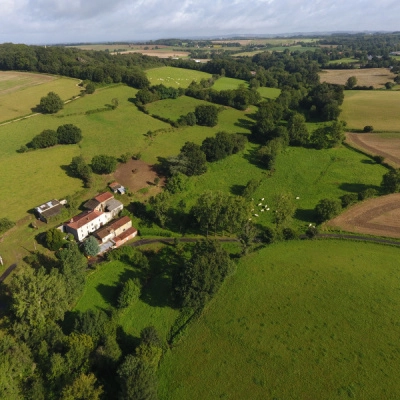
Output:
[
  {"xmin": 35, "ymin": 199, "xmax": 60, "ymax": 214},
  {"xmin": 83, "ymin": 199, "xmax": 101, "ymax": 210},
  {"xmin": 40, "ymin": 204, "xmax": 64, "ymax": 219},
  {"xmin": 105, "ymin": 198, "xmax": 123, "ymax": 212}
]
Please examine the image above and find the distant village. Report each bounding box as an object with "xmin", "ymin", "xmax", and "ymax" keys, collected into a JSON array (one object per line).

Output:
[{"xmin": 34, "ymin": 182, "xmax": 137, "ymax": 255}]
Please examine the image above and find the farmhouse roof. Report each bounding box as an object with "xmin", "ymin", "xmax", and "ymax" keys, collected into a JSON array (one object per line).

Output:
[
  {"xmin": 65, "ymin": 210, "xmax": 102, "ymax": 230},
  {"xmin": 109, "ymin": 182, "xmax": 121, "ymax": 190},
  {"xmin": 95, "ymin": 216, "xmax": 131, "ymax": 240},
  {"xmin": 41, "ymin": 204, "xmax": 64, "ymax": 219},
  {"xmin": 105, "ymin": 198, "xmax": 123, "ymax": 212},
  {"xmin": 113, "ymin": 227, "xmax": 138, "ymax": 243},
  {"xmin": 35, "ymin": 199, "xmax": 61, "ymax": 214},
  {"xmin": 83, "ymin": 199, "xmax": 100, "ymax": 210},
  {"xmin": 95, "ymin": 192, "xmax": 114, "ymax": 203}
]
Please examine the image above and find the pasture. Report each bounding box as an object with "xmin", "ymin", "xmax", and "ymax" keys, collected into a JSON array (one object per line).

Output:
[
  {"xmin": 341, "ymin": 90, "xmax": 400, "ymax": 131},
  {"xmin": 173, "ymin": 143, "xmax": 387, "ymax": 228},
  {"xmin": 320, "ymin": 68, "xmax": 396, "ymax": 88},
  {"xmin": 257, "ymin": 86, "xmax": 281, "ymax": 99},
  {"xmin": 328, "ymin": 193, "xmax": 400, "ymax": 238},
  {"xmin": 211, "ymin": 77, "xmax": 248, "ymax": 90},
  {"xmin": 75, "ymin": 259, "xmax": 179, "ymax": 339},
  {"xmin": 327, "ymin": 57, "xmax": 359, "ymax": 65},
  {"xmin": 146, "ymin": 67, "xmax": 212, "ymax": 88},
  {"xmin": 158, "ymin": 240, "xmax": 400, "ymax": 399},
  {"xmin": 0, "ymin": 72, "xmax": 81, "ymax": 122}
]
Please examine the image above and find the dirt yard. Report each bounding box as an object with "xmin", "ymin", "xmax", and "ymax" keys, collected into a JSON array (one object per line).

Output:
[
  {"xmin": 328, "ymin": 193, "xmax": 400, "ymax": 238},
  {"xmin": 346, "ymin": 133, "xmax": 400, "ymax": 167},
  {"xmin": 320, "ymin": 68, "xmax": 396, "ymax": 88},
  {"xmin": 113, "ymin": 159, "xmax": 164, "ymax": 195}
]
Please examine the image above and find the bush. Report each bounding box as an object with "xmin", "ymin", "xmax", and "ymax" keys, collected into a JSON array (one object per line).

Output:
[
  {"xmin": 30, "ymin": 129, "xmax": 58, "ymax": 149},
  {"xmin": 194, "ymin": 105, "xmax": 218, "ymax": 127},
  {"xmin": 57, "ymin": 124, "xmax": 82, "ymax": 144},
  {"xmin": 358, "ymin": 188, "xmax": 377, "ymax": 201},
  {"xmin": 340, "ymin": 193, "xmax": 358, "ymax": 208},
  {"xmin": 86, "ymin": 82, "xmax": 95, "ymax": 94},
  {"xmin": 373, "ymin": 155, "xmax": 384, "ymax": 164},
  {"xmin": 305, "ymin": 225, "xmax": 318, "ymax": 238},
  {"xmin": 83, "ymin": 236, "xmax": 100, "ymax": 256},
  {"xmin": 39, "ymin": 91, "xmax": 64, "ymax": 114},
  {"xmin": 45, "ymin": 228, "xmax": 65, "ymax": 251},
  {"xmin": 363, "ymin": 125, "xmax": 374, "ymax": 133},
  {"xmin": 0, "ymin": 217, "xmax": 15, "ymax": 235},
  {"xmin": 282, "ymin": 227, "xmax": 298, "ymax": 240}
]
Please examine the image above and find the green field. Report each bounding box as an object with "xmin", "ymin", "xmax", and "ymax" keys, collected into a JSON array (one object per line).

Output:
[
  {"xmin": 341, "ymin": 90, "xmax": 400, "ymax": 131},
  {"xmin": 257, "ymin": 86, "xmax": 281, "ymax": 99},
  {"xmin": 328, "ymin": 58, "xmax": 359, "ymax": 65},
  {"xmin": 159, "ymin": 240, "xmax": 400, "ymax": 399},
  {"xmin": 146, "ymin": 67, "xmax": 212, "ymax": 88},
  {"xmin": 171, "ymin": 143, "xmax": 387, "ymax": 228},
  {"xmin": 75, "ymin": 258, "xmax": 179, "ymax": 339},
  {"xmin": 212, "ymin": 77, "xmax": 248, "ymax": 90},
  {"xmin": 0, "ymin": 73, "xmax": 81, "ymax": 122}
]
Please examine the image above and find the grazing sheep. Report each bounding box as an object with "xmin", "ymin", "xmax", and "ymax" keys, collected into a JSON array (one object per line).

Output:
[
  {"xmin": 261, "ymin": 198, "xmax": 264, "ymax": 201},
  {"xmin": 258, "ymin": 203, "xmax": 262, "ymax": 206},
  {"xmin": 267, "ymin": 208, "xmax": 270, "ymax": 211},
  {"xmin": 254, "ymin": 214, "xmax": 259, "ymax": 217},
  {"xmin": 249, "ymin": 218, "xmax": 252, "ymax": 221},
  {"xmin": 261, "ymin": 209, "xmax": 264, "ymax": 212},
  {"xmin": 296, "ymin": 196, "xmax": 300, "ymax": 200}
]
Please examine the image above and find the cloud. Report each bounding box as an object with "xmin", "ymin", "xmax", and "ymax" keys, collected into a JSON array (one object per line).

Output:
[{"xmin": 0, "ymin": 0, "xmax": 399, "ymax": 44}]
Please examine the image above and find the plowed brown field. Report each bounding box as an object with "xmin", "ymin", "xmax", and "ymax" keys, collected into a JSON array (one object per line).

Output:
[
  {"xmin": 328, "ymin": 193, "xmax": 400, "ymax": 238},
  {"xmin": 346, "ymin": 133, "xmax": 400, "ymax": 167}
]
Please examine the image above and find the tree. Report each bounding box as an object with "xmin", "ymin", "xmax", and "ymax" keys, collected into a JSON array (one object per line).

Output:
[
  {"xmin": 30, "ymin": 129, "xmax": 58, "ymax": 149},
  {"xmin": 118, "ymin": 279, "xmax": 141, "ymax": 309},
  {"xmin": 238, "ymin": 221, "xmax": 258, "ymax": 255},
  {"xmin": 273, "ymin": 192, "xmax": 296, "ymax": 226},
  {"xmin": 173, "ymin": 239, "xmax": 233, "ymax": 309},
  {"xmin": 194, "ymin": 105, "xmax": 218, "ymax": 127},
  {"xmin": 61, "ymin": 373, "xmax": 103, "ymax": 400},
  {"xmin": 69, "ymin": 155, "xmax": 93, "ymax": 187},
  {"xmin": 287, "ymin": 113, "xmax": 309, "ymax": 146},
  {"xmin": 242, "ymin": 178, "xmax": 261, "ymax": 200},
  {"xmin": 91, "ymin": 154, "xmax": 118, "ymax": 174},
  {"xmin": 83, "ymin": 236, "xmax": 100, "ymax": 256},
  {"xmin": 345, "ymin": 76, "xmax": 357, "ymax": 89},
  {"xmin": 168, "ymin": 142, "xmax": 207, "ymax": 176},
  {"xmin": 9, "ymin": 267, "xmax": 69, "ymax": 329},
  {"xmin": 57, "ymin": 124, "xmax": 82, "ymax": 144},
  {"xmin": 85, "ymin": 82, "xmax": 95, "ymax": 94},
  {"xmin": 45, "ymin": 228, "xmax": 65, "ymax": 251},
  {"xmin": 164, "ymin": 172, "xmax": 188, "ymax": 194},
  {"xmin": 149, "ymin": 191, "xmax": 171, "ymax": 228},
  {"xmin": 363, "ymin": 125, "xmax": 374, "ymax": 132},
  {"xmin": 381, "ymin": 169, "xmax": 400, "ymax": 193},
  {"xmin": 315, "ymin": 198, "xmax": 342, "ymax": 223},
  {"xmin": 39, "ymin": 91, "xmax": 64, "ymax": 114}
]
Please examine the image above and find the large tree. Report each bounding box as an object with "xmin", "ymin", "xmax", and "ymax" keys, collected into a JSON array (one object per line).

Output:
[
  {"xmin": 315, "ymin": 198, "xmax": 342, "ymax": 223},
  {"xmin": 57, "ymin": 124, "xmax": 82, "ymax": 144},
  {"xmin": 194, "ymin": 104, "xmax": 218, "ymax": 127},
  {"xmin": 39, "ymin": 91, "xmax": 64, "ymax": 114},
  {"xmin": 91, "ymin": 154, "xmax": 118, "ymax": 174}
]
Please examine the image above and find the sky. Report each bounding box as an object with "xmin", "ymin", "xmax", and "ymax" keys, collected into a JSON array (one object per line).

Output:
[{"xmin": 0, "ymin": 0, "xmax": 399, "ymax": 44}]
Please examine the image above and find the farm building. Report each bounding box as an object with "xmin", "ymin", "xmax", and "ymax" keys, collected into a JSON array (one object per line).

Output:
[
  {"xmin": 109, "ymin": 182, "xmax": 126, "ymax": 194},
  {"xmin": 94, "ymin": 216, "xmax": 132, "ymax": 243},
  {"xmin": 112, "ymin": 227, "xmax": 138, "ymax": 248},
  {"xmin": 83, "ymin": 192, "xmax": 115, "ymax": 212},
  {"xmin": 35, "ymin": 199, "xmax": 67, "ymax": 223}
]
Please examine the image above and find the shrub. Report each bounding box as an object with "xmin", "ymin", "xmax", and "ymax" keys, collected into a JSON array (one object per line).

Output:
[
  {"xmin": 57, "ymin": 124, "xmax": 82, "ymax": 144},
  {"xmin": 340, "ymin": 193, "xmax": 359, "ymax": 208},
  {"xmin": 373, "ymin": 155, "xmax": 384, "ymax": 164},
  {"xmin": 86, "ymin": 82, "xmax": 95, "ymax": 94},
  {"xmin": 363, "ymin": 125, "xmax": 374, "ymax": 133},
  {"xmin": 83, "ymin": 236, "xmax": 100, "ymax": 256},
  {"xmin": 0, "ymin": 217, "xmax": 15, "ymax": 235},
  {"xmin": 45, "ymin": 228, "xmax": 65, "ymax": 251},
  {"xmin": 305, "ymin": 225, "xmax": 318, "ymax": 238},
  {"xmin": 282, "ymin": 227, "xmax": 298, "ymax": 240},
  {"xmin": 358, "ymin": 188, "xmax": 377, "ymax": 201},
  {"xmin": 30, "ymin": 129, "xmax": 58, "ymax": 149}
]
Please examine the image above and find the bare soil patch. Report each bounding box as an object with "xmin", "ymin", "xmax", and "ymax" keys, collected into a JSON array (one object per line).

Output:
[
  {"xmin": 320, "ymin": 68, "xmax": 395, "ymax": 88},
  {"xmin": 113, "ymin": 159, "xmax": 164, "ymax": 194},
  {"xmin": 0, "ymin": 71, "xmax": 56, "ymax": 95},
  {"xmin": 346, "ymin": 133, "xmax": 400, "ymax": 167},
  {"xmin": 328, "ymin": 193, "xmax": 400, "ymax": 238}
]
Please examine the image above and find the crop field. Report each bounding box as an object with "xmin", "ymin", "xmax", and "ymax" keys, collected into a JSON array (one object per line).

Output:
[
  {"xmin": 346, "ymin": 132, "xmax": 400, "ymax": 167},
  {"xmin": 75, "ymin": 259, "xmax": 179, "ymax": 339},
  {"xmin": 159, "ymin": 240, "xmax": 400, "ymax": 399},
  {"xmin": 173, "ymin": 144, "xmax": 387, "ymax": 228},
  {"xmin": 0, "ymin": 72, "xmax": 81, "ymax": 122},
  {"xmin": 328, "ymin": 193, "xmax": 400, "ymax": 238},
  {"xmin": 146, "ymin": 67, "xmax": 212, "ymax": 88},
  {"xmin": 341, "ymin": 90, "xmax": 400, "ymax": 131},
  {"xmin": 319, "ymin": 68, "xmax": 396, "ymax": 88},
  {"xmin": 211, "ymin": 77, "xmax": 248, "ymax": 90}
]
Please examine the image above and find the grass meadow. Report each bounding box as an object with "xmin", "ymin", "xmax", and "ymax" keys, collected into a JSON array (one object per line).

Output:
[
  {"xmin": 171, "ymin": 143, "xmax": 387, "ymax": 229},
  {"xmin": 0, "ymin": 73, "xmax": 81, "ymax": 122},
  {"xmin": 75, "ymin": 258, "xmax": 179, "ymax": 340},
  {"xmin": 146, "ymin": 67, "xmax": 212, "ymax": 88},
  {"xmin": 341, "ymin": 90, "xmax": 400, "ymax": 131},
  {"xmin": 158, "ymin": 239, "xmax": 400, "ymax": 399},
  {"xmin": 257, "ymin": 87, "xmax": 281, "ymax": 99},
  {"xmin": 211, "ymin": 77, "xmax": 248, "ymax": 90}
]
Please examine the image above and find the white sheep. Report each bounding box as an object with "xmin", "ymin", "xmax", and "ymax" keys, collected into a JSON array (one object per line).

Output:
[
  {"xmin": 258, "ymin": 203, "xmax": 262, "ymax": 206},
  {"xmin": 261, "ymin": 198, "xmax": 264, "ymax": 201},
  {"xmin": 261, "ymin": 209, "xmax": 264, "ymax": 212},
  {"xmin": 266, "ymin": 208, "xmax": 270, "ymax": 211},
  {"xmin": 296, "ymin": 196, "xmax": 300, "ymax": 200},
  {"xmin": 254, "ymin": 214, "xmax": 259, "ymax": 217}
]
